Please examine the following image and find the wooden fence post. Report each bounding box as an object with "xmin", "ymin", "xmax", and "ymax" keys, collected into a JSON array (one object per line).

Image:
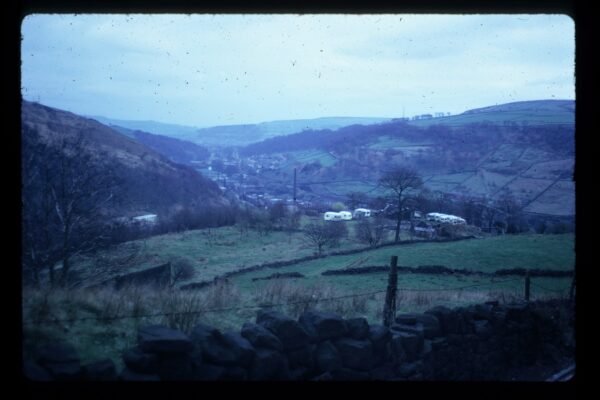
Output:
[
  {"xmin": 525, "ymin": 269, "xmax": 531, "ymax": 302},
  {"xmin": 383, "ymin": 255, "xmax": 398, "ymax": 327}
]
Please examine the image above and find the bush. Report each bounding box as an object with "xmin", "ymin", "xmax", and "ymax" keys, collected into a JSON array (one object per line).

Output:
[{"xmin": 169, "ymin": 257, "xmax": 196, "ymax": 286}]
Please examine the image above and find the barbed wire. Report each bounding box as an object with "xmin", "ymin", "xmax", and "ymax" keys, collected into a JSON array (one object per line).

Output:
[{"xmin": 23, "ymin": 278, "xmax": 527, "ymax": 326}]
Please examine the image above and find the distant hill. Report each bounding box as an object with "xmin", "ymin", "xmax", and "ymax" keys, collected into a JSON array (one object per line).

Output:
[
  {"xmin": 23, "ymin": 101, "xmax": 227, "ymax": 216},
  {"xmin": 87, "ymin": 115, "xmax": 200, "ymax": 141},
  {"xmin": 88, "ymin": 115, "xmax": 392, "ymax": 147},
  {"xmin": 238, "ymin": 100, "xmax": 574, "ymax": 217},
  {"xmin": 193, "ymin": 117, "xmax": 392, "ymax": 146},
  {"xmin": 407, "ymin": 99, "xmax": 574, "ymax": 128},
  {"xmin": 97, "ymin": 123, "xmax": 210, "ymax": 165}
]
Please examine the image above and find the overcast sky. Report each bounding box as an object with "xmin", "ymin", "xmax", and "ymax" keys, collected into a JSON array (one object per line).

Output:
[{"xmin": 21, "ymin": 14, "xmax": 574, "ymax": 127}]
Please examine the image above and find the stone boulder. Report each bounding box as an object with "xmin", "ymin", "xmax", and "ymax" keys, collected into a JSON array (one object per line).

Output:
[
  {"xmin": 220, "ymin": 332, "xmax": 256, "ymax": 368},
  {"xmin": 191, "ymin": 324, "xmax": 254, "ymax": 367},
  {"xmin": 249, "ymin": 348, "xmax": 290, "ymax": 380},
  {"xmin": 123, "ymin": 346, "xmax": 159, "ymax": 374},
  {"xmin": 286, "ymin": 344, "xmax": 315, "ymax": 370},
  {"xmin": 137, "ymin": 325, "xmax": 193, "ymax": 354},
  {"xmin": 256, "ymin": 310, "xmax": 310, "ymax": 351},
  {"xmin": 425, "ymin": 306, "xmax": 460, "ymax": 335},
  {"xmin": 241, "ymin": 322, "xmax": 283, "ymax": 352},
  {"xmin": 315, "ymin": 340, "xmax": 343, "ymax": 372},
  {"xmin": 396, "ymin": 332, "xmax": 423, "ymax": 360},
  {"xmin": 368, "ymin": 324, "xmax": 391, "ymax": 353},
  {"xmin": 299, "ymin": 310, "xmax": 348, "ymax": 341},
  {"xmin": 346, "ymin": 318, "xmax": 370, "ymax": 340},
  {"xmin": 333, "ymin": 338, "xmax": 374, "ymax": 371},
  {"xmin": 395, "ymin": 313, "xmax": 441, "ymax": 338}
]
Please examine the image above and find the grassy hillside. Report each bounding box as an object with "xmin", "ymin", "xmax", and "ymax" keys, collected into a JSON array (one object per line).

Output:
[
  {"xmin": 71, "ymin": 216, "xmax": 383, "ymax": 285},
  {"xmin": 408, "ymin": 100, "xmax": 574, "ymax": 128},
  {"xmin": 231, "ymin": 233, "xmax": 574, "ymax": 290},
  {"xmin": 22, "ymin": 101, "xmax": 226, "ymax": 215},
  {"xmin": 88, "ymin": 115, "xmax": 200, "ymax": 140},
  {"xmin": 240, "ymin": 100, "xmax": 574, "ymax": 216},
  {"xmin": 23, "ymin": 232, "xmax": 574, "ymax": 370},
  {"xmin": 194, "ymin": 116, "xmax": 392, "ymax": 146}
]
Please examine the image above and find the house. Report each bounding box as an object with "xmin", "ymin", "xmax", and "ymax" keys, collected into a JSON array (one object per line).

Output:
[{"xmin": 353, "ymin": 208, "xmax": 371, "ymax": 218}]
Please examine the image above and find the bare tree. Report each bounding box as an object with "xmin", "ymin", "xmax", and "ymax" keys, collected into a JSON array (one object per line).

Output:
[
  {"xmin": 22, "ymin": 133, "xmax": 121, "ymax": 287},
  {"xmin": 496, "ymin": 191, "xmax": 526, "ymax": 233},
  {"xmin": 379, "ymin": 166, "xmax": 423, "ymax": 242},
  {"xmin": 169, "ymin": 257, "xmax": 196, "ymax": 287},
  {"xmin": 302, "ymin": 221, "xmax": 347, "ymax": 255},
  {"xmin": 354, "ymin": 215, "xmax": 387, "ymax": 247}
]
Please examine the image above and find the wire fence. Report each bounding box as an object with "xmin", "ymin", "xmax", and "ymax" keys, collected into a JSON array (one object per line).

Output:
[{"xmin": 23, "ymin": 277, "xmax": 542, "ymax": 326}]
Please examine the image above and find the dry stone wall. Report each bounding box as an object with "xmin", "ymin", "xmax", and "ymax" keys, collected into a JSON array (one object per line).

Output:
[{"xmin": 24, "ymin": 300, "xmax": 574, "ymax": 381}]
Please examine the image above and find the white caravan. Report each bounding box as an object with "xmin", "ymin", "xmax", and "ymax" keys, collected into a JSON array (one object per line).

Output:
[{"xmin": 353, "ymin": 208, "xmax": 371, "ymax": 218}]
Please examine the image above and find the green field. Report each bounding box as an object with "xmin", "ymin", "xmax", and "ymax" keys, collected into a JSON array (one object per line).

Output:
[
  {"xmin": 231, "ymin": 233, "xmax": 575, "ymax": 291},
  {"xmin": 72, "ymin": 216, "xmax": 377, "ymax": 285},
  {"xmin": 23, "ymin": 232, "xmax": 574, "ymax": 370},
  {"xmin": 407, "ymin": 110, "xmax": 574, "ymax": 128},
  {"xmin": 278, "ymin": 149, "xmax": 338, "ymax": 171},
  {"xmin": 524, "ymin": 181, "xmax": 575, "ymax": 216}
]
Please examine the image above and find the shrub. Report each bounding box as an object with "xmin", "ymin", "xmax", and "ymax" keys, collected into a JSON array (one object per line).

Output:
[{"xmin": 169, "ymin": 257, "xmax": 196, "ymax": 286}]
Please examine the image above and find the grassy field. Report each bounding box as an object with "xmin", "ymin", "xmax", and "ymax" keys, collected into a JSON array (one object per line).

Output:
[
  {"xmin": 406, "ymin": 110, "xmax": 574, "ymax": 128},
  {"xmin": 71, "ymin": 216, "xmax": 409, "ymax": 286},
  {"xmin": 524, "ymin": 181, "xmax": 575, "ymax": 216},
  {"xmin": 23, "ymin": 233, "xmax": 574, "ymax": 370},
  {"xmin": 522, "ymin": 159, "xmax": 574, "ymax": 180},
  {"xmin": 231, "ymin": 233, "xmax": 575, "ymax": 290},
  {"xmin": 277, "ymin": 149, "xmax": 338, "ymax": 171}
]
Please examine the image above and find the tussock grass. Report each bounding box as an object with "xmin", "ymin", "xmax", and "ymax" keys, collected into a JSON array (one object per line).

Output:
[{"xmin": 22, "ymin": 278, "xmax": 568, "ymax": 370}]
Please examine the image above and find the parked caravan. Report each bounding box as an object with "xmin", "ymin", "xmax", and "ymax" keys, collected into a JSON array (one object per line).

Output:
[
  {"xmin": 426, "ymin": 212, "xmax": 466, "ymax": 225},
  {"xmin": 339, "ymin": 211, "xmax": 353, "ymax": 220},
  {"xmin": 353, "ymin": 208, "xmax": 371, "ymax": 218},
  {"xmin": 324, "ymin": 212, "xmax": 343, "ymax": 221}
]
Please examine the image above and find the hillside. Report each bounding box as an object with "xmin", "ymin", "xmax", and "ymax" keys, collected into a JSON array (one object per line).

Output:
[
  {"xmin": 87, "ymin": 115, "xmax": 199, "ymax": 141},
  {"xmin": 407, "ymin": 99, "xmax": 574, "ymax": 128},
  {"xmin": 237, "ymin": 100, "xmax": 575, "ymax": 216},
  {"xmin": 22, "ymin": 101, "xmax": 227, "ymax": 216},
  {"xmin": 193, "ymin": 116, "xmax": 392, "ymax": 146},
  {"xmin": 88, "ymin": 115, "xmax": 392, "ymax": 147},
  {"xmin": 96, "ymin": 124, "xmax": 211, "ymax": 165}
]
